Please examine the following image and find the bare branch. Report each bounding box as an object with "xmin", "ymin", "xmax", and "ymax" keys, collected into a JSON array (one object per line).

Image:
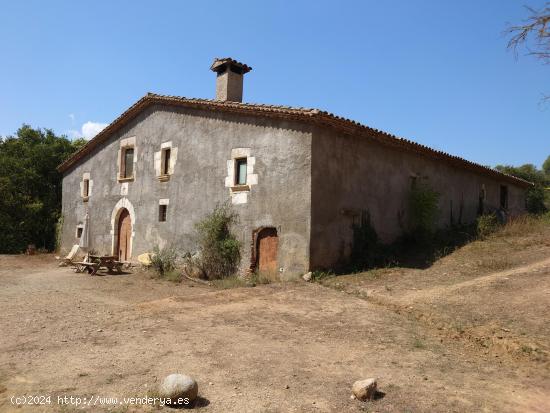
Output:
[{"xmin": 506, "ymin": 4, "xmax": 550, "ymax": 62}]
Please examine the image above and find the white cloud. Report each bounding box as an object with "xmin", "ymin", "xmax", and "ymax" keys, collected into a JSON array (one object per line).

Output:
[
  {"xmin": 68, "ymin": 113, "xmax": 75, "ymax": 124},
  {"xmin": 81, "ymin": 121, "xmax": 108, "ymax": 139},
  {"xmin": 68, "ymin": 121, "xmax": 108, "ymax": 140}
]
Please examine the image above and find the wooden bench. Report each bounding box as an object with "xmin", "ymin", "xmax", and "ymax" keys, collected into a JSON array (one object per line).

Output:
[{"xmin": 73, "ymin": 261, "xmax": 99, "ymax": 275}]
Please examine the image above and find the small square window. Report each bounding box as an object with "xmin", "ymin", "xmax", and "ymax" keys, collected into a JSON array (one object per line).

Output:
[
  {"xmin": 76, "ymin": 227, "xmax": 83, "ymax": 238},
  {"xmin": 159, "ymin": 204, "xmax": 167, "ymax": 222},
  {"xmin": 235, "ymin": 158, "xmax": 247, "ymax": 186},
  {"xmin": 162, "ymin": 148, "xmax": 171, "ymax": 175},
  {"xmin": 120, "ymin": 147, "xmax": 134, "ymax": 179}
]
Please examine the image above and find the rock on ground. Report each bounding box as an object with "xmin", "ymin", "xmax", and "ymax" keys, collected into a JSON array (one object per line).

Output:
[
  {"xmin": 159, "ymin": 373, "xmax": 198, "ymax": 404},
  {"xmin": 352, "ymin": 378, "xmax": 377, "ymax": 401}
]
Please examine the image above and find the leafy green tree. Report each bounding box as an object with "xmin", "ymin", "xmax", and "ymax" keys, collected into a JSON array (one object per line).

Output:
[
  {"xmin": 0, "ymin": 125, "xmax": 82, "ymax": 253},
  {"xmin": 495, "ymin": 163, "xmax": 549, "ymax": 214},
  {"xmin": 543, "ymin": 155, "xmax": 550, "ymax": 177}
]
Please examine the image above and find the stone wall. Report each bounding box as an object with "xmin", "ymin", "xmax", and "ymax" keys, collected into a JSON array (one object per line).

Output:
[
  {"xmin": 61, "ymin": 104, "xmax": 313, "ymax": 278},
  {"xmin": 309, "ymin": 126, "xmax": 527, "ymax": 270}
]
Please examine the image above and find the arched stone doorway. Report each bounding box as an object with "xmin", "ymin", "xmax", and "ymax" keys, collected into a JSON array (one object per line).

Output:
[
  {"xmin": 115, "ymin": 208, "xmax": 132, "ymax": 261},
  {"xmin": 110, "ymin": 198, "xmax": 136, "ymax": 261}
]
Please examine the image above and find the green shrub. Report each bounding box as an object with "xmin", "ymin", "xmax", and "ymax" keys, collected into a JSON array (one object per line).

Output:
[
  {"xmin": 54, "ymin": 214, "xmax": 64, "ymax": 252},
  {"xmin": 311, "ymin": 270, "xmax": 335, "ymax": 281},
  {"xmin": 162, "ymin": 269, "xmax": 182, "ymax": 283},
  {"xmin": 192, "ymin": 203, "xmax": 241, "ymax": 280},
  {"xmin": 476, "ymin": 213, "xmax": 500, "ymax": 238},
  {"xmin": 150, "ymin": 245, "xmax": 179, "ymax": 277},
  {"xmin": 408, "ymin": 182, "xmax": 440, "ymax": 241},
  {"xmin": 526, "ymin": 186, "xmax": 547, "ymax": 214}
]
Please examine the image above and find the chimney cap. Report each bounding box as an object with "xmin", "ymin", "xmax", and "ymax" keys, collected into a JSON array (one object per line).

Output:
[{"xmin": 210, "ymin": 57, "xmax": 252, "ymax": 74}]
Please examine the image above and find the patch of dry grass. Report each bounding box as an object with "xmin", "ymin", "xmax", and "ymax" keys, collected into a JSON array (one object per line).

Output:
[
  {"xmin": 496, "ymin": 213, "xmax": 550, "ymax": 238},
  {"xmin": 211, "ymin": 272, "xmax": 274, "ymax": 289}
]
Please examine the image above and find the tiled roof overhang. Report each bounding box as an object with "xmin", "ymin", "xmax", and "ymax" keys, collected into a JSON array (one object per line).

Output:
[{"xmin": 57, "ymin": 93, "xmax": 532, "ymax": 188}]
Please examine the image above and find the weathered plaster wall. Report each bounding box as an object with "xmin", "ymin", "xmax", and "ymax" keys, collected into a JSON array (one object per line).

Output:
[
  {"xmin": 61, "ymin": 105, "xmax": 313, "ymax": 278},
  {"xmin": 310, "ymin": 126, "xmax": 527, "ymax": 270}
]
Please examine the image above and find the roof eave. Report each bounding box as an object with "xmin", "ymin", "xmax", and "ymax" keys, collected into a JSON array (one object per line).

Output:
[{"xmin": 56, "ymin": 93, "xmax": 534, "ymax": 189}]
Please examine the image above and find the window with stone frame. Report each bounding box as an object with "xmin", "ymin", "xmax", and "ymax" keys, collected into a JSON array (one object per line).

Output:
[
  {"xmin": 120, "ymin": 147, "xmax": 134, "ymax": 179},
  {"xmin": 161, "ymin": 148, "xmax": 171, "ymax": 176},
  {"xmin": 82, "ymin": 178, "xmax": 90, "ymax": 199}
]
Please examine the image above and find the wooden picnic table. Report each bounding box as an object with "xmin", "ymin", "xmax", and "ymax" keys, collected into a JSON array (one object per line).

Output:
[
  {"xmin": 89, "ymin": 255, "xmax": 124, "ymax": 274},
  {"xmin": 73, "ymin": 255, "xmax": 124, "ymax": 275}
]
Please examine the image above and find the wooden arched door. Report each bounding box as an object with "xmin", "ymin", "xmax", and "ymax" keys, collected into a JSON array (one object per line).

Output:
[
  {"xmin": 116, "ymin": 208, "xmax": 132, "ymax": 261},
  {"xmin": 256, "ymin": 227, "xmax": 278, "ymax": 273}
]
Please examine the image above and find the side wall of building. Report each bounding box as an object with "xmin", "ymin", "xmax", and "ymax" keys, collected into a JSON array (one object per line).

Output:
[
  {"xmin": 61, "ymin": 105, "xmax": 312, "ymax": 278},
  {"xmin": 310, "ymin": 126, "xmax": 527, "ymax": 269}
]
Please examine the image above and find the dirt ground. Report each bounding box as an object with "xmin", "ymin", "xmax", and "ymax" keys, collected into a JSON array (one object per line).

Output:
[{"xmin": 1, "ymin": 253, "xmax": 549, "ymax": 413}]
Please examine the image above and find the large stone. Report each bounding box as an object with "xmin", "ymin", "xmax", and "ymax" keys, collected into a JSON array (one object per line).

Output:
[
  {"xmin": 137, "ymin": 252, "xmax": 152, "ymax": 267},
  {"xmin": 302, "ymin": 272, "xmax": 313, "ymax": 282},
  {"xmin": 159, "ymin": 374, "xmax": 198, "ymax": 405},
  {"xmin": 352, "ymin": 378, "xmax": 377, "ymax": 401}
]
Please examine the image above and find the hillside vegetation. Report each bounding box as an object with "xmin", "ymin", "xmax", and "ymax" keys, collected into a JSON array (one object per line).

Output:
[{"xmin": 320, "ymin": 214, "xmax": 550, "ymax": 365}]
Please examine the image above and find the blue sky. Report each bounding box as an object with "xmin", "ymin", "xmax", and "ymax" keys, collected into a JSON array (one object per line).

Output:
[{"xmin": 0, "ymin": 0, "xmax": 548, "ymax": 168}]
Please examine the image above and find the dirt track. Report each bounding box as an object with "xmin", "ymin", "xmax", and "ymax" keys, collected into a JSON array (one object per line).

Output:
[{"xmin": 1, "ymin": 255, "xmax": 549, "ymax": 412}]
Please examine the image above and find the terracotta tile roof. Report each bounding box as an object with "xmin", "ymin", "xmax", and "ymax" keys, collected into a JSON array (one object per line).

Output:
[
  {"xmin": 210, "ymin": 57, "xmax": 252, "ymax": 73},
  {"xmin": 57, "ymin": 93, "xmax": 532, "ymax": 187}
]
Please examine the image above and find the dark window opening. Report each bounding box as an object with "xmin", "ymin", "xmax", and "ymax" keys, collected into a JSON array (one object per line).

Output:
[
  {"xmin": 500, "ymin": 185, "xmax": 508, "ymax": 209},
  {"xmin": 121, "ymin": 147, "xmax": 134, "ymax": 178},
  {"xmin": 159, "ymin": 204, "xmax": 167, "ymax": 222},
  {"xmin": 410, "ymin": 176, "xmax": 418, "ymax": 189},
  {"xmin": 77, "ymin": 227, "xmax": 83, "ymax": 238},
  {"xmin": 83, "ymin": 179, "xmax": 89, "ymax": 198},
  {"xmin": 478, "ymin": 186, "xmax": 486, "ymax": 215},
  {"xmin": 162, "ymin": 148, "xmax": 171, "ymax": 175},
  {"xmin": 235, "ymin": 158, "xmax": 247, "ymax": 185}
]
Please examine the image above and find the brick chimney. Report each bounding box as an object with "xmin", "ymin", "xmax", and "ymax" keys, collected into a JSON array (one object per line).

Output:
[{"xmin": 210, "ymin": 57, "xmax": 252, "ymax": 102}]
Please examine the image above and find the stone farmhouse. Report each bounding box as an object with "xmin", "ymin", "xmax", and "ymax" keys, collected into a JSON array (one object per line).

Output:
[{"xmin": 58, "ymin": 57, "xmax": 530, "ymax": 278}]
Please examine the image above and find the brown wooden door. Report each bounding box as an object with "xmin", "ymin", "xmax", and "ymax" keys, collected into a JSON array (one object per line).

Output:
[
  {"xmin": 257, "ymin": 228, "xmax": 278, "ymax": 273},
  {"xmin": 117, "ymin": 209, "xmax": 131, "ymax": 261}
]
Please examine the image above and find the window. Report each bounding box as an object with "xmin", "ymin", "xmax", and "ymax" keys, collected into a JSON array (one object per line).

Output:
[
  {"xmin": 477, "ymin": 185, "xmax": 486, "ymax": 215},
  {"xmin": 500, "ymin": 185, "xmax": 508, "ymax": 209},
  {"xmin": 120, "ymin": 147, "xmax": 134, "ymax": 179},
  {"xmin": 162, "ymin": 148, "xmax": 171, "ymax": 175},
  {"xmin": 235, "ymin": 158, "xmax": 247, "ymax": 186},
  {"xmin": 159, "ymin": 204, "xmax": 167, "ymax": 222},
  {"xmin": 83, "ymin": 179, "xmax": 89, "ymax": 199},
  {"xmin": 77, "ymin": 227, "xmax": 83, "ymax": 238}
]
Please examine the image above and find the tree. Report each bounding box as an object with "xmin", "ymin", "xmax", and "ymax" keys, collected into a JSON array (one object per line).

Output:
[
  {"xmin": 543, "ymin": 155, "xmax": 550, "ymax": 176},
  {"xmin": 507, "ymin": 4, "xmax": 550, "ymax": 98},
  {"xmin": 495, "ymin": 163, "xmax": 549, "ymax": 214},
  {"xmin": 0, "ymin": 125, "xmax": 82, "ymax": 253}
]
